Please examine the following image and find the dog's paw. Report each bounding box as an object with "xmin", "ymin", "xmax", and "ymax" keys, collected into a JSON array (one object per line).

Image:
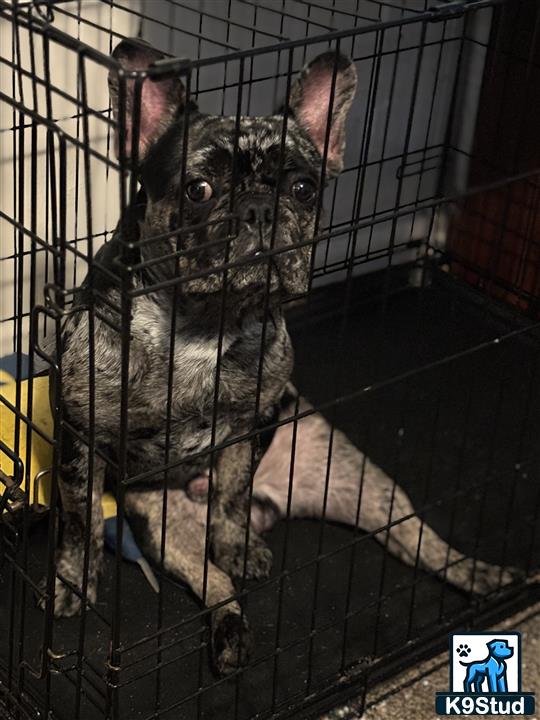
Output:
[
  {"xmin": 212, "ymin": 612, "xmax": 252, "ymax": 676},
  {"xmin": 469, "ymin": 560, "xmax": 523, "ymax": 595},
  {"xmin": 448, "ymin": 557, "xmax": 523, "ymax": 595},
  {"xmin": 457, "ymin": 643, "xmax": 471, "ymax": 658},
  {"xmin": 215, "ymin": 534, "xmax": 273, "ymax": 581},
  {"xmin": 243, "ymin": 538, "xmax": 273, "ymax": 580},
  {"xmin": 36, "ymin": 575, "xmax": 81, "ymax": 617},
  {"xmin": 36, "ymin": 575, "xmax": 96, "ymax": 618}
]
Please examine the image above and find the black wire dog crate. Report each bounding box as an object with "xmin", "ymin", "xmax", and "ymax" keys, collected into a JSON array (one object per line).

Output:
[{"xmin": 1, "ymin": 1, "xmax": 539, "ymax": 719}]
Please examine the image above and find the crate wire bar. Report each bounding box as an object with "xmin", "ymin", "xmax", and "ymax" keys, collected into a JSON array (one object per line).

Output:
[{"xmin": 1, "ymin": 1, "xmax": 539, "ymax": 720}]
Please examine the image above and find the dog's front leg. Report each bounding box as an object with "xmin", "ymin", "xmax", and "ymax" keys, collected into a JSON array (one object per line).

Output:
[
  {"xmin": 211, "ymin": 435, "xmax": 273, "ymax": 581},
  {"xmin": 125, "ymin": 488, "xmax": 252, "ymax": 675},
  {"xmin": 39, "ymin": 439, "xmax": 105, "ymax": 617}
]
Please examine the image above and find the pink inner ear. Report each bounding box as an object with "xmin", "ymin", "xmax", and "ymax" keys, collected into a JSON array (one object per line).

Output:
[
  {"xmin": 114, "ymin": 47, "xmax": 181, "ymax": 160},
  {"xmin": 119, "ymin": 76, "xmax": 177, "ymax": 160},
  {"xmin": 295, "ymin": 70, "xmax": 341, "ymax": 163}
]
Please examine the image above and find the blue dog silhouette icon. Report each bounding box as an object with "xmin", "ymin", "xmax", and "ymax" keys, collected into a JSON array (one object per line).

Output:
[{"xmin": 460, "ymin": 639, "xmax": 514, "ymax": 693}]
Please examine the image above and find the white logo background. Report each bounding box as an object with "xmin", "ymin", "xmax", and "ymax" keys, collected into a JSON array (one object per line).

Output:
[{"xmin": 451, "ymin": 633, "xmax": 520, "ymax": 693}]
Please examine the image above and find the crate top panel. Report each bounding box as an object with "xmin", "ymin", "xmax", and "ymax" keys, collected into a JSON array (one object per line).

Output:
[{"xmin": 0, "ymin": 0, "xmax": 491, "ymax": 71}]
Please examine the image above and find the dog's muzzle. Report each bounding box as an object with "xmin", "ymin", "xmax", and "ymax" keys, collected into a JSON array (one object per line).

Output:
[{"xmin": 235, "ymin": 193, "xmax": 277, "ymax": 256}]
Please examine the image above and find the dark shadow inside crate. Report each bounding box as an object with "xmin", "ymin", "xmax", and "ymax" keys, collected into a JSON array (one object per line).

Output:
[{"xmin": 1, "ymin": 271, "xmax": 539, "ymax": 720}]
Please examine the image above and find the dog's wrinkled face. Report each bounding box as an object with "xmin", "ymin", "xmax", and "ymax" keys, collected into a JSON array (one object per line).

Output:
[
  {"xmin": 109, "ymin": 40, "xmax": 357, "ymax": 300},
  {"xmin": 139, "ymin": 114, "xmax": 323, "ymax": 298}
]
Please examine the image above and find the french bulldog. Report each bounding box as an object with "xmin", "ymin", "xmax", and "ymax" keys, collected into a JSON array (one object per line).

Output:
[
  {"xmin": 40, "ymin": 39, "xmax": 519, "ymax": 677},
  {"xmin": 40, "ymin": 38, "xmax": 357, "ymax": 672}
]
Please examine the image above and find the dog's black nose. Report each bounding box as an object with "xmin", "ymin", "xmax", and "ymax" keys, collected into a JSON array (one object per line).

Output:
[{"xmin": 242, "ymin": 201, "xmax": 274, "ymax": 228}]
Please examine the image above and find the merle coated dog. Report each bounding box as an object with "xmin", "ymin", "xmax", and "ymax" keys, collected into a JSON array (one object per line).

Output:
[
  {"xmin": 41, "ymin": 39, "xmax": 518, "ymax": 675},
  {"xmin": 42, "ymin": 38, "xmax": 357, "ymax": 665}
]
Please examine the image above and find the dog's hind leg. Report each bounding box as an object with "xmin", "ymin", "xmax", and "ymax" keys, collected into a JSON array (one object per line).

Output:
[
  {"xmin": 39, "ymin": 439, "xmax": 106, "ymax": 617},
  {"xmin": 254, "ymin": 397, "xmax": 519, "ymax": 595},
  {"xmin": 387, "ymin": 506, "xmax": 519, "ymax": 597},
  {"xmin": 124, "ymin": 487, "xmax": 251, "ymax": 676},
  {"xmin": 367, "ymin": 482, "xmax": 520, "ymax": 595}
]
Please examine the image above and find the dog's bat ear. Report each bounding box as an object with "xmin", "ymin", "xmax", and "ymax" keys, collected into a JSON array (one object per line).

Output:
[
  {"xmin": 289, "ymin": 52, "xmax": 357, "ymax": 176},
  {"xmin": 108, "ymin": 38, "xmax": 187, "ymax": 162}
]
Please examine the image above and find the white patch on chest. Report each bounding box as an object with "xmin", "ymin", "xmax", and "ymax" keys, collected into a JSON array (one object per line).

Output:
[
  {"xmin": 172, "ymin": 329, "xmax": 235, "ymax": 414},
  {"xmin": 131, "ymin": 294, "xmax": 233, "ymax": 396},
  {"xmin": 174, "ymin": 333, "xmax": 232, "ymax": 369}
]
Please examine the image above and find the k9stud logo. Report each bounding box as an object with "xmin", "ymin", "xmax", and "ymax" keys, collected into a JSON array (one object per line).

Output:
[{"xmin": 435, "ymin": 632, "xmax": 535, "ymax": 715}]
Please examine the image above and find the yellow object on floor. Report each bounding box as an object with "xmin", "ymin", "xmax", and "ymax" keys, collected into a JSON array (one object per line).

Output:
[
  {"xmin": 0, "ymin": 368, "xmax": 158, "ymax": 590},
  {"xmin": 0, "ymin": 369, "xmax": 53, "ymax": 509},
  {"xmin": 0, "ymin": 370, "xmax": 115, "ymax": 517}
]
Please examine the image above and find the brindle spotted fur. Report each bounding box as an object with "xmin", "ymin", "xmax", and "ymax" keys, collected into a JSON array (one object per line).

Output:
[{"xmin": 40, "ymin": 40, "xmax": 358, "ymax": 672}]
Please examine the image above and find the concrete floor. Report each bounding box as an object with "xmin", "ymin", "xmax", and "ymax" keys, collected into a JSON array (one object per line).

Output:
[{"xmin": 321, "ymin": 601, "xmax": 540, "ymax": 720}]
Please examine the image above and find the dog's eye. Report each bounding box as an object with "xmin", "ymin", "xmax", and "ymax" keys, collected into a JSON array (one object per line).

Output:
[
  {"xmin": 186, "ymin": 180, "xmax": 213, "ymax": 203},
  {"xmin": 291, "ymin": 178, "xmax": 316, "ymax": 204}
]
